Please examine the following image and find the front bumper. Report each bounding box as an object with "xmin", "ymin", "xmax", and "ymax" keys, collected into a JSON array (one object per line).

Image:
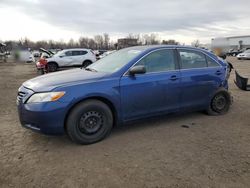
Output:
[{"xmin": 17, "ymin": 86, "xmax": 69, "ymax": 135}]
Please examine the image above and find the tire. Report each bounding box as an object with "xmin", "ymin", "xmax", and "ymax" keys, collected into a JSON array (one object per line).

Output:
[
  {"xmin": 82, "ymin": 60, "xmax": 92, "ymax": 68},
  {"xmin": 47, "ymin": 62, "xmax": 58, "ymax": 72},
  {"xmin": 66, "ymin": 100, "xmax": 113, "ymax": 144},
  {"xmin": 206, "ymin": 89, "xmax": 231, "ymax": 116}
]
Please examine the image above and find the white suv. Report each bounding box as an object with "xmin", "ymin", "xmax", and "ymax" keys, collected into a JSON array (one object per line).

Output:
[{"xmin": 46, "ymin": 49, "xmax": 96, "ymax": 72}]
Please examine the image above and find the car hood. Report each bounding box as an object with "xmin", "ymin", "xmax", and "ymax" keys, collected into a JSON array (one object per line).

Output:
[
  {"xmin": 23, "ymin": 69, "xmax": 108, "ymax": 92},
  {"xmin": 46, "ymin": 56, "xmax": 57, "ymax": 61}
]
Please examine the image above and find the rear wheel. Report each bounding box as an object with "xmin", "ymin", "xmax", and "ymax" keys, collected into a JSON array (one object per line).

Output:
[
  {"xmin": 206, "ymin": 90, "xmax": 231, "ymax": 115},
  {"xmin": 66, "ymin": 100, "xmax": 113, "ymax": 144},
  {"xmin": 47, "ymin": 62, "xmax": 58, "ymax": 72},
  {"xmin": 82, "ymin": 60, "xmax": 92, "ymax": 68}
]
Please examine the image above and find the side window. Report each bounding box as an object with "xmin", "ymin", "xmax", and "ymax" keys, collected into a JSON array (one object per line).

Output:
[
  {"xmin": 65, "ymin": 51, "xmax": 72, "ymax": 56},
  {"xmin": 179, "ymin": 50, "xmax": 207, "ymax": 69},
  {"xmin": 207, "ymin": 56, "xmax": 220, "ymax": 67},
  {"xmin": 72, "ymin": 51, "xmax": 88, "ymax": 56},
  {"xmin": 136, "ymin": 49, "xmax": 176, "ymax": 73},
  {"xmin": 72, "ymin": 51, "xmax": 80, "ymax": 56}
]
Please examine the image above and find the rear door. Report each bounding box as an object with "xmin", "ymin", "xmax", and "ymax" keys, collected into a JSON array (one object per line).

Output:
[
  {"xmin": 177, "ymin": 49, "xmax": 224, "ymax": 110},
  {"xmin": 71, "ymin": 50, "xmax": 88, "ymax": 65},
  {"xmin": 120, "ymin": 49, "xmax": 181, "ymax": 121}
]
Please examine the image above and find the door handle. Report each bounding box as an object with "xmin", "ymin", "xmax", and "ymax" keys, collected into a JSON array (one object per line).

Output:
[
  {"xmin": 170, "ymin": 75, "xmax": 178, "ymax": 81},
  {"xmin": 215, "ymin": 70, "xmax": 222, "ymax": 75}
]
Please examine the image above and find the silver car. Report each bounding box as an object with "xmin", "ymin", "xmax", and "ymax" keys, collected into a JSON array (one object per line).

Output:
[{"xmin": 237, "ymin": 49, "xmax": 250, "ymax": 60}]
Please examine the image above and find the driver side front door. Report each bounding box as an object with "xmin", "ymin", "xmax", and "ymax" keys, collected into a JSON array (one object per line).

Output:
[
  {"xmin": 120, "ymin": 49, "xmax": 181, "ymax": 121},
  {"xmin": 60, "ymin": 51, "xmax": 74, "ymax": 66}
]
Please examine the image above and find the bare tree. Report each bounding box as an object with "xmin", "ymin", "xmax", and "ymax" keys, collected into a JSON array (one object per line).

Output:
[
  {"xmin": 94, "ymin": 35, "xmax": 104, "ymax": 49},
  {"xmin": 79, "ymin": 37, "xmax": 89, "ymax": 48},
  {"xmin": 88, "ymin": 38, "xmax": 96, "ymax": 50},
  {"xmin": 192, "ymin": 40, "xmax": 200, "ymax": 47},
  {"xmin": 68, "ymin": 38, "xmax": 78, "ymax": 48},
  {"xmin": 141, "ymin": 33, "xmax": 160, "ymax": 45},
  {"xmin": 162, "ymin": 39, "xmax": 179, "ymax": 45},
  {"xmin": 127, "ymin": 33, "xmax": 140, "ymax": 40}
]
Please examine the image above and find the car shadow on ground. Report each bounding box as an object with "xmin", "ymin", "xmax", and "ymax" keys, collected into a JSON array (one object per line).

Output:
[
  {"xmin": 26, "ymin": 111, "xmax": 204, "ymax": 146},
  {"xmin": 112, "ymin": 111, "xmax": 203, "ymax": 135}
]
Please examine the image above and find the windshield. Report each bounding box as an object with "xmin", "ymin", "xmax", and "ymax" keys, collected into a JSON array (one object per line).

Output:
[
  {"xmin": 244, "ymin": 49, "xmax": 250, "ymax": 53},
  {"xmin": 87, "ymin": 48, "xmax": 143, "ymax": 73}
]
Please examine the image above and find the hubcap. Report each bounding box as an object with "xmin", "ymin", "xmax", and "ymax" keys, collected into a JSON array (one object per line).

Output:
[
  {"xmin": 78, "ymin": 111, "xmax": 103, "ymax": 134},
  {"xmin": 212, "ymin": 94, "xmax": 227, "ymax": 112}
]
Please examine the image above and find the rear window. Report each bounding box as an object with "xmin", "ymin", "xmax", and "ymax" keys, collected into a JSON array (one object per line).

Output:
[{"xmin": 179, "ymin": 50, "xmax": 207, "ymax": 69}]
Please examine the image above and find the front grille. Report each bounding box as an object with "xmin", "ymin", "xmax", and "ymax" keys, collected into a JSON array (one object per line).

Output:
[
  {"xmin": 17, "ymin": 91, "xmax": 27, "ymax": 100},
  {"xmin": 17, "ymin": 86, "xmax": 34, "ymax": 103}
]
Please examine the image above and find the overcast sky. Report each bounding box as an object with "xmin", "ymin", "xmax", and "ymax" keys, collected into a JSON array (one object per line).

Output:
[{"xmin": 0, "ymin": 0, "xmax": 249, "ymax": 44}]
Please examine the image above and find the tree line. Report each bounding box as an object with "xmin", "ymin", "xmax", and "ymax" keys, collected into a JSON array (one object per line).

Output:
[{"xmin": 1, "ymin": 33, "xmax": 183, "ymax": 51}]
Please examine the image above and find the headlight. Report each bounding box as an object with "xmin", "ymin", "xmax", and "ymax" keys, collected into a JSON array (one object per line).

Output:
[{"xmin": 27, "ymin": 92, "xmax": 65, "ymax": 103}]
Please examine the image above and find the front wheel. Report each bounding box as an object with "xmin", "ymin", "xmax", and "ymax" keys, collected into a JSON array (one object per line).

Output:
[
  {"xmin": 206, "ymin": 89, "xmax": 232, "ymax": 116},
  {"xmin": 47, "ymin": 63, "xmax": 58, "ymax": 72},
  {"xmin": 66, "ymin": 100, "xmax": 113, "ymax": 144}
]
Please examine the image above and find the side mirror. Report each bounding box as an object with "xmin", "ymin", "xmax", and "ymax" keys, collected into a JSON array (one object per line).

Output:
[{"xmin": 129, "ymin": 65, "xmax": 146, "ymax": 76}]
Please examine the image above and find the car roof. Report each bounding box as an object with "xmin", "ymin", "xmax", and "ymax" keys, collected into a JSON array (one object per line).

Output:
[
  {"xmin": 125, "ymin": 45, "xmax": 206, "ymax": 51},
  {"xmin": 125, "ymin": 45, "xmax": 216, "ymax": 58},
  {"xmin": 63, "ymin": 48, "xmax": 90, "ymax": 51}
]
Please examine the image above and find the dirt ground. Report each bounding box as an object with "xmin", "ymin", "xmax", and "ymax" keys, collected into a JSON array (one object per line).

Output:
[{"xmin": 0, "ymin": 57, "xmax": 250, "ymax": 188}]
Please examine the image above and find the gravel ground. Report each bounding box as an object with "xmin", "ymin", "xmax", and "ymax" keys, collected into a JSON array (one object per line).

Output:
[{"xmin": 0, "ymin": 57, "xmax": 250, "ymax": 188}]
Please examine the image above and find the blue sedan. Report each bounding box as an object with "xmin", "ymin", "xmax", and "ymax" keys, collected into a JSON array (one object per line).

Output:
[{"xmin": 17, "ymin": 45, "xmax": 232, "ymax": 144}]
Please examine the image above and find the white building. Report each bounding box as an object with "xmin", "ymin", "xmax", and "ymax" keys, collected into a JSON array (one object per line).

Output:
[{"xmin": 211, "ymin": 35, "xmax": 250, "ymax": 51}]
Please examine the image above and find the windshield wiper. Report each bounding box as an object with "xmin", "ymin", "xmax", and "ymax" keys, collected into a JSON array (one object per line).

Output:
[{"xmin": 84, "ymin": 67, "xmax": 98, "ymax": 72}]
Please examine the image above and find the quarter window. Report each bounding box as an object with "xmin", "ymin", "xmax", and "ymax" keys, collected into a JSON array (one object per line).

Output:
[
  {"xmin": 179, "ymin": 50, "xmax": 207, "ymax": 69},
  {"xmin": 136, "ymin": 49, "xmax": 176, "ymax": 73}
]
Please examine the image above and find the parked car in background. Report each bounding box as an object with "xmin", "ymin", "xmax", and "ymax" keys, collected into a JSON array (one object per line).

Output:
[
  {"xmin": 237, "ymin": 49, "xmax": 250, "ymax": 60},
  {"xmin": 99, "ymin": 50, "xmax": 117, "ymax": 59},
  {"xmin": 32, "ymin": 51, "xmax": 40, "ymax": 58},
  {"xmin": 95, "ymin": 50, "xmax": 108, "ymax": 60},
  {"xmin": 226, "ymin": 49, "xmax": 243, "ymax": 57},
  {"xmin": 17, "ymin": 45, "xmax": 232, "ymax": 144},
  {"xmin": 45, "ymin": 48, "xmax": 96, "ymax": 72},
  {"xmin": 19, "ymin": 50, "xmax": 35, "ymax": 63}
]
